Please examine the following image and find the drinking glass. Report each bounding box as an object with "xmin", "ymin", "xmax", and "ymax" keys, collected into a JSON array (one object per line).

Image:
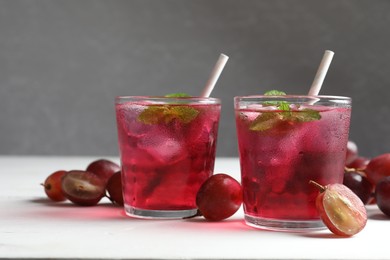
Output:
[
  {"xmin": 115, "ymin": 96, "xmax": 221, "ymax": 219},
  {"xmin": 234, "ymin": 95, "xmax": 351, "ymax": 231}
]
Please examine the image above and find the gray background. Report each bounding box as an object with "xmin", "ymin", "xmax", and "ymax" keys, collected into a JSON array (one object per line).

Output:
[{"xmin": 1, "ymin": 0, "xmax": 390, "ymax": 158}]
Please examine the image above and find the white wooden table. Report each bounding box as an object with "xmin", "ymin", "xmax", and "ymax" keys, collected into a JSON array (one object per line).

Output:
[{"xmin": 0, "ymin": 156, "xmax": 388, "ymax": 259}]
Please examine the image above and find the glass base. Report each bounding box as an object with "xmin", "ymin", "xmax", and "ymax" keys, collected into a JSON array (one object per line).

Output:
[
  {"xmin": 244, "ymin": 214, "xmax": 326, "ymax": 232},
  {"xmin": 125, "ymin": 204, "xmax": 198, "ymax": 219}
]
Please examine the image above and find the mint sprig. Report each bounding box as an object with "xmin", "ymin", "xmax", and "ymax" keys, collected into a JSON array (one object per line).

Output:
[
  {"xmin": 137, "ymin": 93, "xmax": 199, "ymax": 125},
  {"xmin": 264, "ymin": 90, "xmax": 287, "ymax": 96},
  {"xmin": 164, "ymin": 93, "xmax": 191, "ymax": 98},
  {"xmin": 249, "ymin": 90, "xmax": 321, "ymax": 131},
  {"xmin": 263, "ymin": 90, "xmax": 288, "ymax": 108},
  {"xmin": 138, "ymin": 105, "xmax": 199, "ymax": 125}
]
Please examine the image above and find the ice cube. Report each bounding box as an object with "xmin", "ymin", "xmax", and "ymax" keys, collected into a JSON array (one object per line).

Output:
[
  {"xmin": 138, "ymin": 134, "xmax": 188, "ymax": 165},
  {"xmin": 116, "ymin": 103, "xmax": 150, "ymax": 138}
]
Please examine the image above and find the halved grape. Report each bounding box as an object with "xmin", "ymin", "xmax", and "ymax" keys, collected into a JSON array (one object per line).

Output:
[
  {"xmin": 42, "ymin": 170, "xmax": 67, "ymax": 202},
  {"xmin": 310, "ymin": 181, "xmax": 367, "ymax": 236},
  {"xmin": 61, "ymin": 170, "xmax": 105, "ymax": 206},
  {"xmin": 196, "ymin": 173, "xmax": 242, "ymax": 221}
]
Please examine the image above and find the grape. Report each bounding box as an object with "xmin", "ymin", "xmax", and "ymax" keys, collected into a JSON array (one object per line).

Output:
[
  {"xmin": 310, "ymin": 181, "xmax": 367, "ymax": 236},
  {"xmin": 346, "ymin": 156, "xmax": 370, "ymax": 170},
  {"xmin": 86, "ymin": 159, "xmax": 121, "ymax": 185},
  {"xmin": 61, "ymin": 170, "xmax": 105, "ymax": 206},
  {"xmin": 42, "ymin": 170, "xmax": 67, "ymax": 202},
  {"xmin": 365, "ymin": 153, "xmax": 390, "ymax": 185},
  {"xmin": 106, "ymin": 171, "xmax": 123, "ymax": 206},
  {"xmin": 343, "ymin": 170, "xmax": 374, "ymax": 205},
  {"xmin": 196, "ymin": 173, "xmax": 242, "ymax": 221},
  {"xmin": 345, "ymin": 140, "xmax": 359, "ymax": 165},
  {"xmin": 375, "ymin": 176, "xmax": 390, "ymax": 217}
]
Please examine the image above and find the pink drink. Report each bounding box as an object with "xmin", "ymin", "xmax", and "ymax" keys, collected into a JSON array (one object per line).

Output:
[
  {"xmin": 234, "ymin": 95, "xmax": 351, "ymax": 230},
  {"xmin": 115, "ymin": 96, "xmax": 220, "ymax": 218}
]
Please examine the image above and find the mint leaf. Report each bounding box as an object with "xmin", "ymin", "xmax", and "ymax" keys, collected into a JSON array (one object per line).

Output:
[
  {"xmin": 250, "ymin": 90, "xmax": 321, "ymax": 131},
  {"xmin": 249, "ymin": 109, "xmax": 321, "ymax": 132},
  {"xmin": 264, "ymin": 90, "xmax": 288, "ymax": 108},
  {"xmin": 249, "ymin": 112, "xmax": 283, "ymax": 131},
  {"xmin": 290, "ymin": 109, "xmax": 321, "ymax": 122},
  {"xmin": 137, "ymin": 93, "xmax": 199, "ymax": 125},
  {"xmin": 168, "ymin": 106, "xmax": 199, "ymax": 123},
  {"xmin": 165, "ymin": 93, "xmax": 191, "ymax": 98},
  {"xmin": 137, "ymin": 105, "xmax": 199, "ymax": 125},
  {"xmin": 278, "ymin": 102, "xmax": 290, "ymax": 111},
  {"xmin": 264, "ymin": 90, "xmax": 286, "ymax": 96},
  {"xmin": 137, "ymin": 106, "xmax": 169, "ymax": 125}
]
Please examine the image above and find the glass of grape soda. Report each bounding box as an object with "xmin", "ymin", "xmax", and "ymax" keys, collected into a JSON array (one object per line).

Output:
[
  {"xmin": 234, "ymin": 94, "xmax": 351, "ymax": 231},
  {"xmin": 115, "ymin": 96, "xmax": 221, "ymax": 219}
]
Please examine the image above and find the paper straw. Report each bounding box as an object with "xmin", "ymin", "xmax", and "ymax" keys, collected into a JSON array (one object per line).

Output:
[
  {"xmin": 200, "ymin": 53, "xmax": 229, "ymax": 97},
  {"xmin": 308, "ymin": 50, "xmax": 334, "ymax": 96}
]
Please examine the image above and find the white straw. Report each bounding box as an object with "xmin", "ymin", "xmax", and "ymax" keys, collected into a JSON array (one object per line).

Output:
[
  {"xmin": 200, "ymin": 53, "xmax": 229, "ymax": 97},
  {"xmin": 308, "ymin": 50, "xmax": 334, "ymax": 96}
]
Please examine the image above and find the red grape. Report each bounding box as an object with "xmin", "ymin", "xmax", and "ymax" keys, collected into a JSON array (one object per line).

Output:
[
  {"xmin": 375, "ymin": 176, "xmax": 390, "ymax": 217},
  {"xmin": 61, "ymin": 170, "xmax": 105, "ymax": 206},
  {"xmin": 310, "ymin": 181, "xmax": 367, "ymax": 236},
  {"xmin": 346, "ymin": 156, "xmax": 370, "ymax": 170},
  {"xmin": 42, "ymin": 170, "xmax": 67, "ymax": 202},
  {"xmin": 106, "ymin": 171, "xmax": 123, "ymax": 206},
  {"xmin": 86, "ymin": 159, "xmax": 120, "ymax": 185},
  {"xmin": 365, "ymin": 153, "xmax": 390, "ymax": 185},
  {"xmin": 345, "ymin": 140, "xmax": 359, "ymax": 165},
  {"xmin": 196, "ymin": 173, "xmax": 242, "ymax": 221},
  {"xmin": 343, "ymin": 170, "xmax": 374, "ymax": 205}
]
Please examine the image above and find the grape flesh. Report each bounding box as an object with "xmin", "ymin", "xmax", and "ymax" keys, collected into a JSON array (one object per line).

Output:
[
  {"xmin": 42, "ymin": 170, "xmax": 67, "ymax": 202},
  {"xmin": 61, "ymin": 170, "xmax": 105, "ymax": 206},
  {"xmin": 196, "ymin": 173, "xmax": 242, "ymax": 221},
  {"xmin": 311, "ymin": 181, "xmax": 367, "ymax": 236},
  {"xmin": 343, "ymin": 170, "xmax": 374, "ymax": 205},
  {"xmin": 106, "ymin": 171, "xmax": 124, "ymax": 206},
  {"xmin": 375, "ymin": 176, "xmax": 390, "ymax": 217},
  {"xmin": 86, "ymin": 159, "xmax": 121, "ymax": 185},
  {"xmin": 365, "ymin": 153, "xmax": 390, "ymax": 185}
]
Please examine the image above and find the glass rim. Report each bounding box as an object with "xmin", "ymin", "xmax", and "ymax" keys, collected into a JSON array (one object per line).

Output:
[
  {"xmin": 234, "ymin": 95, "xmax": 351, "ymax": 100},
  {"xmin": 116, "ymin": 95, "xmax": 221, "ymax": 104},
  {"xmin": 115, "ymin": 96, "xmax": 220, "ymax": 101}
]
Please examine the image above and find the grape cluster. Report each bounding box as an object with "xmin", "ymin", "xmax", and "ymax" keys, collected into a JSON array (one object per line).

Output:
[
  {"xmin": 344, "ymin": 140, "xmax": 390, "ymax": 217},
  {"xmin": 42, "ymin": 160, "xmax": 242, "ymax": 221},
  {"xmin": 42, "ymin": 159, "xmax": 123, "ymax": 206}
]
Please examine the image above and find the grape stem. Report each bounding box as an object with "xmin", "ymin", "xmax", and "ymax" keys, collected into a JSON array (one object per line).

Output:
[
  {"xmin": 309, "ymin": 180, "xmax": 326, "ymax": 193},
  {"xmin": 344, "ymin": 166, "xmax": 367, "ymax": 177}
]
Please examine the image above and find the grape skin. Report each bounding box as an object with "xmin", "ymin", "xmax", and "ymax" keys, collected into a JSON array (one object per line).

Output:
[
  {"xmin": 375, "ymin": 176, "xmax": 390, "ymax": 217},
  {"xmin": 42, "ymin": 170, "xmax": 67, "ymax": 202},
  {"xmin": 196, "ymin": 173, "xmax": 243, "ymax": 221},
  {"xmin": 343, "ymin": 171, "xmax": 374, "ymax": 205},
  {"xmin": 106, "ymin": 171, "xmax": 124, "ymax": 206},
  {"xmin": 86, "ymin": 159, "xmax": 121, "ymax": 185}
]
